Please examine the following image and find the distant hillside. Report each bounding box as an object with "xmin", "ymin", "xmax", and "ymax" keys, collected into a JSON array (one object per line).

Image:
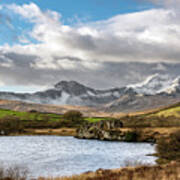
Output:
[
  {"xmin": 120, "ymin": 102, "xmax": 180, "ymax": 127},
  {"xmin": 147, "ymin": 102, "xmax": 180, "ymax": 118},
  {"xmin": 0, "ymin": 99, "xmax": 111, "ymax": 117},
  {"xmin": 1, "ymin": 98, "xmax": 180, "ymax": 119}
]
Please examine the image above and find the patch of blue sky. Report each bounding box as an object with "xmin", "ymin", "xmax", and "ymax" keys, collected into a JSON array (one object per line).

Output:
[
  {"xmin": 0, "ymin": 7, "xmax": 38, "ymax": 45},
  {"xmin": 0, "ymin": 85, "xmax": 42, "ymax": 93},
  {"xmin": 0, "ymin": 0, "xmax": 156, "ymax": 46},
  {"xmin": 1, "ymin": 0, "xmax": 155, "ymax": 23}
]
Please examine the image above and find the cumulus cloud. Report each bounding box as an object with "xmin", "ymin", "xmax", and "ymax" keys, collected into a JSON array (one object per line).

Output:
[
  {"xmin": 5, "ymin": 3, "xmax": 180, "ymax": 63},
  {"xmin": 0, "ymin": 2, "xmax": 180, "ymax": 90}
]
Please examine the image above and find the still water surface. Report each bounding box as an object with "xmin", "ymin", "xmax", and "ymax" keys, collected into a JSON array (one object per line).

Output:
[{"xmin": 0, "ymin": 136, "xmax": 156, "ymax": 177}]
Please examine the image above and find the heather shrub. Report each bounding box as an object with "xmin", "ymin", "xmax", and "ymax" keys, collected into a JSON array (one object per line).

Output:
[{"xmin": 156, "ymin": 130, "xmax": 180, "ymax": 161}]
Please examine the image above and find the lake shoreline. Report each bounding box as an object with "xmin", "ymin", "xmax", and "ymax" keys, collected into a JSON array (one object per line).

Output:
[
  {"xmin": 3, "ymin": 127, "xmax": 180, "ymax": 143},
  {"xmin": 22, "ymin": 128, "xmax": 76, "ymax": 136},
  {"xmin": 39, "ymin": 161, "xmax": 180, "ymax": 180}
]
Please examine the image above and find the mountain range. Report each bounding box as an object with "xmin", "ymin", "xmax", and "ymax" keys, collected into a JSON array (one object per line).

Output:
[{"xmin": 0, "ymin": 74, "xmax": 180, "ymax": 112}]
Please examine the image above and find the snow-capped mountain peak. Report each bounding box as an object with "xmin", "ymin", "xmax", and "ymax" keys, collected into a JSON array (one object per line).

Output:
[
  {"xmin": 0, "ymin": 75, "xmax": 180, "ymax": 109},
  {"xmin": 163, "ymin": 76, "xmax": 180, "ymax": 94},
  {"xmin": 127, "ymin": 74, "xmax": 179, "ymax": 95}
]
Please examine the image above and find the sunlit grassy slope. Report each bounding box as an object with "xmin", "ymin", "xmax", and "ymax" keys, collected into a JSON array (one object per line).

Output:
[
  {"xmin": 155, "ymin": 106, "xmax": 180, "ymax": 117},
  {"xmin": 141, "ymin": 102, "xmax": 180, "ymax": 119},
  {"xmin": 121, "ymin": 102, "xmax": 180, "ymax": 127}
]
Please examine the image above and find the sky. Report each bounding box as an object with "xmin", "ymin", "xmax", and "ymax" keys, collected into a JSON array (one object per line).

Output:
[{"xmin": 0, "ymin": 0, "xmax": 180, "ymax": 92}]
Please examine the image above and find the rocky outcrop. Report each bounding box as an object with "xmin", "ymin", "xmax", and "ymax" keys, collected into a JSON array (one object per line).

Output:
[
  {"xmin": 76, "ymin": 119, "xmax": 125, "ymax": 141},
  {"xmin": 76, "ymin": 120, "xmax": 162, "ymax": 142}
]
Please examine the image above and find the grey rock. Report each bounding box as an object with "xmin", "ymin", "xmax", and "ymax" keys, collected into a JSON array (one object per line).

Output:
[{"xmin": 76, "ymin": 119, "xmax": 124, "ymax": 141}]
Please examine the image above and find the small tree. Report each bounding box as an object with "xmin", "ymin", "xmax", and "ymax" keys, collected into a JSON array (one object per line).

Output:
[{"xmin": 63, "ymin": 110, "xmax": 83, "ymax": 122}]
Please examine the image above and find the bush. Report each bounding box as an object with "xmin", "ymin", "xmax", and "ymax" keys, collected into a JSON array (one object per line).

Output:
[
  {"xmin": 63, "ymin": 110, "xmax": 83, "ymax": 122},
  {"xmin": 156, "ymin": 130, "xmax": 180, "ymax": 162},
  {"xmin": 124, "ymin": 131, "xmax": 138, "ymax": 142},
  {"xmin": 0, "ymin": 117, "xmax": 24, "ymax": 135},
  {"xmin": 28, "ymin": 109, "xmax": 38, "ymax": 113}
]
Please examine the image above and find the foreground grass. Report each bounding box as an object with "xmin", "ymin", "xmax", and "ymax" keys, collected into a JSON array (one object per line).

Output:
[
  {"xmin": 38, "ymin": 161, "xmax": 180, "ymax": 180},
  {"xmin": 1, "ymin": 162, "xmax": 180, "ymax": 180}
]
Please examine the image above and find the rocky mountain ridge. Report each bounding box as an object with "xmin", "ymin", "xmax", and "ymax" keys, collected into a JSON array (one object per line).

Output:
[{"xmin": 0, "ymin": 74, "xmax": 180, "ymax": 112}]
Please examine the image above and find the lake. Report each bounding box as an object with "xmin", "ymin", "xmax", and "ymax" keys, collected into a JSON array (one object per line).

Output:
[{"xmin": 0, "ymin": 136, "xmax": 156, "ymax": 178}]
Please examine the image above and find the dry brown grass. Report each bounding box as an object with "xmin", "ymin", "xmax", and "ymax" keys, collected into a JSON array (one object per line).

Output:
[
  {"xmin": 39, "ymin": 162, "xmax": 180, "ymax": 180},
  {"xmin": 0, "ymin": 162, "xmax": 179, "ymax": 180},
  {"xmin": 115, "ymin": 127, "xmax": 180, "ymax": 142},
  {"xmin": 0, "ymin": 164, "xmax": 29, "ymax": 180},
  {"xmin": 25, "ymin": 128, "xmax": 76, "ymax": 136}
]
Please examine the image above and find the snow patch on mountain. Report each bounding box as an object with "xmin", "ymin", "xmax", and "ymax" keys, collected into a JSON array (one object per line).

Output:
[
  {"xmin": 87, "ymin": 90, "xmax": 95, "ymax": 96},
  {"xmin": 59, "ymin": 92, "xmax": 70, "ymax": 104},
  {"xmin": 0, "ymin": 74, "xmax": 180, "ymax": 107},
  {"xmin": 163, "ymin": 76, "xmax": 180, "ymax": 94},
  {"xmin": 127, "ymin": 74, "xmax": 180, "ymax": 95}
]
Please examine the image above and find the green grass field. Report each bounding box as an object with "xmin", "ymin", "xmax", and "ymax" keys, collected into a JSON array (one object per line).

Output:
[
  {"xmin": 0, "ymin": 108, "xmax": 107, "ymax": 122},
  {"xmin": 0, "ymin": 109, "xmax": 62, "ymax": 121},
  {"xmin": 85, "ymin": 117, "xmax": 110, "ymax": 122}
]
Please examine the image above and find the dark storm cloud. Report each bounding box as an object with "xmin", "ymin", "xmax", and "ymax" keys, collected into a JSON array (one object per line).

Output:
[
  {"xmin": 0, "ymin": 49, "xmax": 180, "ymax": 89},
  {"xmin": 2, "ymin": 52, "xmax": 37, "ymax": 67},
  {"xmin": 53, "ymin": 56, "xmax": 83, "ymax": 62},
  {"xmin": 61, "ymin": 28, "xmax": 180, "ymax": 62}
]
